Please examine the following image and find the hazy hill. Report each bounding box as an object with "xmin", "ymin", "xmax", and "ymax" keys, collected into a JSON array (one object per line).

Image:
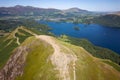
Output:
[
  {"xmin": 90, "ymin": 14, "xmax": 120, "ymax": 27},
  {"xmin": 1, "ymin": 5, "xmax": 120, "ymax": 27},
  {"xmin": 0, "ymin": 5, "xmax": 91, "ymax": 16},
  {"xmin": 0, "ymin": 5, "xmax": 61, "ymax": 16},
  {"xmin": 0, "ymin": 27, "xmax": 120, "ymax": 80},
  {"xmin": 63, "ymin": 7, "xmax": 89, "ymax": 13},
  {"xmin": 110, "ymin": 11, "xmax": 120, "ymax": 16}
]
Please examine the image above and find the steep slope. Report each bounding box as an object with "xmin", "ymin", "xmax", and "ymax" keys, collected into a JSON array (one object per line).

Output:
[
  {"xmin": 0, "ymin": 35, "xmax": 120, "ymax": 80},
  {"xmin": 0, "ymin": 26, "xmax": 36, "ymax": 68},
  {"xmin": 59, "ymin": 35, "xmax": 120, "ymax": 65},
  {"xmin": 36, "ymin": 35, "xmax": 77, "ymax": 80}
]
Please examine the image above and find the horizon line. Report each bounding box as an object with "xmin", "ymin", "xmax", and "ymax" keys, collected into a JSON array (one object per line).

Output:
[{"xmin": 0, "ymin": 5, "xmax": 119, "ymax": 12}]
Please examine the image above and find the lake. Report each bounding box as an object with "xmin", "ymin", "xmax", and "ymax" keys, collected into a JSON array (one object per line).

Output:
[{"xmin": 39, "ymin": 21, "xmax": 120, "ymax": 54}]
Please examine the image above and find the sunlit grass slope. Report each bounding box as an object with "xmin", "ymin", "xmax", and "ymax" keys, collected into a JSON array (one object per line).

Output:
[
  {"xmin": 16, "ymin": 35, "xmax": 120, "ymax": 80},
  {"xmin": 62, "ymin": 42, "xmax": 120, "ymax": 80},
  {"xmin": 0, "ymin": 27, "xmax": 120, "ymax": 80},
  {"xmin": 59, "ymin": 35, "xmax": 120, "ymax": 65},
  {"xmin": 16, "ymin": 37, "xmax": 58, "ymax": 80}
]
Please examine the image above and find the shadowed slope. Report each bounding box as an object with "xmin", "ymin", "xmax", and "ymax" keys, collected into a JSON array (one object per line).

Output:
[{"xmin": 0, "ymin": 26, "xmax": 36, "ymax": 68}]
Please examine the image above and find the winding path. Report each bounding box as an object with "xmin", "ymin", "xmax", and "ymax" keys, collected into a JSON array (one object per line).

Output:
[{"xmin": 36, "ymin": 35, "xmax": 77, "ymax": 80}]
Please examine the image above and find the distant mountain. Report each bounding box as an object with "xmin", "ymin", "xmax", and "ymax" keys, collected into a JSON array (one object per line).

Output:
[
  {"xmin": 0, "ymin": 5, "xmax": 61, "ymax": 16},
  {"xmin": 0, "ymin": 5, "xmax": 120, "ymax": 27},
  {"xmin": 0, "ymin": 5, "xmax": 92, "ymax": 16},
  {"xmin": 90, "ymin": 14, "xmax": 120, "ymax": 27},
  {"xmin": 112, "ymin": 11, "xmax": 120, "ymax": 16},
  {"xmin": 63, "ymin": 7, "xmax": 88, "ymax": 13}
]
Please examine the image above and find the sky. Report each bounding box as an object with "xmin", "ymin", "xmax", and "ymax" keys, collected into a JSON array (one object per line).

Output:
[{"xmin": 0, "ymin": 0, "xmax": 120, "ymax": 11}]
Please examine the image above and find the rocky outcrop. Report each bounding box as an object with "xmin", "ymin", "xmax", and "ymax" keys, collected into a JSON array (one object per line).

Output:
[{"xmin": 0, "ymin": 46, "xmax": 29, "ymax": 80}]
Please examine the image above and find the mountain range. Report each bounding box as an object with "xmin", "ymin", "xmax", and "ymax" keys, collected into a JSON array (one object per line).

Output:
[
  {"xmin": 1, "ymin": 5, "xmax": 120, "ymax": 27},
  {"xmin": 0, "ymin": 5, "xmax": 92, "ymax": 16}
]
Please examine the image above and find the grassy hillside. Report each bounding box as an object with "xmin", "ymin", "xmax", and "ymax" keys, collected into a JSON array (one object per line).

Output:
[
  {"xmin": 0, "ymin": 26, "xmax": 36, "ymax": 69},
  {"xmin": 62, "ymin": 40, "xmax": 120, "ymax": 80},
  {"xmin": 14, "ymin": 35, "xmax": 120, "ymax": 80},
  {"xmin": 102, "ymin": 60, "xmax": 120, "ymax": 72},
  {"xmin": 0, "ymin": 27, "xmax": 120, "ymax": 80},
  {"xmin": 0, "ymin": 19, "xmax": 50, "ymax": 32},
  {"xmin": 16, "ymin": 37, "xmax": 58, "ymax": 80},
  {"xmin": 58, "ymin": 35, "xmax": 120, "ymax": 65}
]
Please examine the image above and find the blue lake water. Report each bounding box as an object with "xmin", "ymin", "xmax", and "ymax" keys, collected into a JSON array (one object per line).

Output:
[{"xmin": 39, "ymin": 21, "xmax": 120, "ymax": 54}]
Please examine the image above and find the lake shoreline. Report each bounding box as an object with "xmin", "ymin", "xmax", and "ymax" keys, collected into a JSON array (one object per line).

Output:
[{"xmin": 39, "ymin": 21, "xmax": 120, "ymax": 54}]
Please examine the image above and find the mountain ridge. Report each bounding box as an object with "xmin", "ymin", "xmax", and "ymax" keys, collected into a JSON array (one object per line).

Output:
[
  {"xmin": 0, "ymin": 27, "xmax": 120, "ymax": 80},
  {"xmin": 63, "ymin": 7, "xmax": 88, "ymax": 13},
  {"xmin": 0, "ymin": 5, "xmax": 90, "ymax": 16},
  {"xmin": 0, "ymin": 5, "xmax": 88, "ymax": 11},
  {"xmin": 0, "ymin": 34, "xmax": 120, "ymax": 80},
  {"xmin": 0, "ymin": 26, "xmax": 36, "ymax": 69}
]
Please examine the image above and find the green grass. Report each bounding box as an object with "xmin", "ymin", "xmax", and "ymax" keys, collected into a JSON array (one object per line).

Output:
[
  {"xmin": 0, "ymin": 34, "xmax": 119, "ymax": 80},
  {"xmin": 15, "ymin": 28, "xmax": 33, "ymax": 43},
  {"xmin": 0, "ymin": 27, "xmax": 120, "ymax": 80},
  {"xmin": 16, "ymin": 38, "xmax": 58, "ymax": 80},
  {"xmin": 103, "ymin": 60, "xmax": 120, "ymax": 72},
  {"xmin": 0, "ymin": 38, "xmax": 18, "ymax": 68},
  {"xmin": 18, "ymin": 29, "xmax": 33, "ymax": 36},
  {"xmin": 0, "ymin": 27, "xmax": 38, "ymax": 69},
  {"xmin": 58, "ymin": 35, "xmax": 120, "ymax": 65},
  {"xmin": 61, "ymin": 41, "xmax": 120, "ymax": 80},
  {"xmin": 0, "ymin": 36, "xmax": 17, "ymax": 66},
  {"xmin": 0, "ymin": 19, "xmax": 50, "ymax": 32}
]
